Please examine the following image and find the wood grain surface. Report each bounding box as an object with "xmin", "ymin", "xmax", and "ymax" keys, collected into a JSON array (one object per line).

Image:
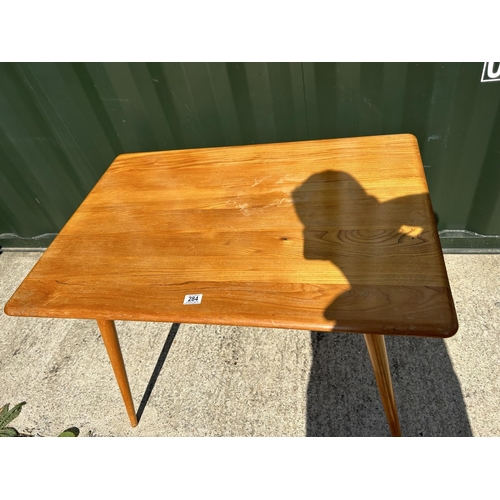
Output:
[{"xmin": 5, "ymin": 134, "xmax": 458, "ymax": 337}]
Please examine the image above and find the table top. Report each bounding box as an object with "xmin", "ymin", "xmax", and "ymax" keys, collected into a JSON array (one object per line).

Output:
[{"xmin": 5, "ymin": 134, "xmax": 458, "ymax": 337}]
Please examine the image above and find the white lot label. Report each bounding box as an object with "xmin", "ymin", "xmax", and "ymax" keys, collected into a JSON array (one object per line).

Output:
[{"xmin": 183, "ymin": 294, "xmax": 203, "ymax": 305}]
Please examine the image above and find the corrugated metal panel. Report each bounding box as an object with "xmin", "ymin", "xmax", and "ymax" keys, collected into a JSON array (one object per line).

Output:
[{"xmin": 1, "ymin": 62, "xmax": 500, "ymax": 250}]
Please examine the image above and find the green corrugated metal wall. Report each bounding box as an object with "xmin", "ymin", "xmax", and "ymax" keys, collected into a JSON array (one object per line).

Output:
[{"xmin": 1, "ymin": 62, "xmax": 499, "ymax": 251}]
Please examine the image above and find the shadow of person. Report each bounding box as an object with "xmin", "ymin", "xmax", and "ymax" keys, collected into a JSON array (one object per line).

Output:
[{"xmin": 291, "ymin": 170, "xmax": 471, "ymax": 436}]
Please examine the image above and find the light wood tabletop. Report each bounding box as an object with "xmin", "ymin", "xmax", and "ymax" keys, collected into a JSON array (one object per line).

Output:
[
  {"xmin": 4, "ymin": 134, "xmax": 458, "ymax": 435},
  {"xmin": 5, "ymin": 134, "xmax": 457, "ymax": 336}
]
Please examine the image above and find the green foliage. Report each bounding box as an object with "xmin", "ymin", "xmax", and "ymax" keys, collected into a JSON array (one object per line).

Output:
[
  {"xmin": 0, "ymin": 427, "xmax": 19, "ymax": 437},
  {"xmin": 0, "ymin": 402, "xmax": 81, "ymax": 437},
  {"xmin": 58, "ymin": 427, "xmax": 80, "ymax": 437},
  {"xmin": 0, "ymin": 401, "xmax": 26, "ymax": 437}
]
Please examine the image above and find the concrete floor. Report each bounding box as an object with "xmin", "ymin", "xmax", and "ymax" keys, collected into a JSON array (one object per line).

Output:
[{"xmin": 1, "ymin": 251, "xmax": 499, "ymax": 437}]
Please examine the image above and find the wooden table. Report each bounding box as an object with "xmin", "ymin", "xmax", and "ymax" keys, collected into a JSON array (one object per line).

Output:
[{"xmin": 5, "ymin": 134, "xmax": 458, "ymax": 436}]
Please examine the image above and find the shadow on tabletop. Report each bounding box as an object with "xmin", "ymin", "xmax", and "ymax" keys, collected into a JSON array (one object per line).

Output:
[
  {"xmin": 292, "ymin": 171, "xmax": 471, "ymax": 436},
  {"xmin": 135, "ymin": 171, "xmax": 470, "ymax": 436}
]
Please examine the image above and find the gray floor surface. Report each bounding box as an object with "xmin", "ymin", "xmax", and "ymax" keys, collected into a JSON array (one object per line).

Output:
[{"xmin": 1, "ymin": 251, "xmax": 499, "ymax": 437}]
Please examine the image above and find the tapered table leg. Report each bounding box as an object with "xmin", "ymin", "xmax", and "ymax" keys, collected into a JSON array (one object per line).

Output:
[
  {"xmin": 364, "ymin": 334, "xmax": 401, "ymax": 437},
  {"xmin": 97, "ymin": 319, "xmax": 138, "ymax": 427}
]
